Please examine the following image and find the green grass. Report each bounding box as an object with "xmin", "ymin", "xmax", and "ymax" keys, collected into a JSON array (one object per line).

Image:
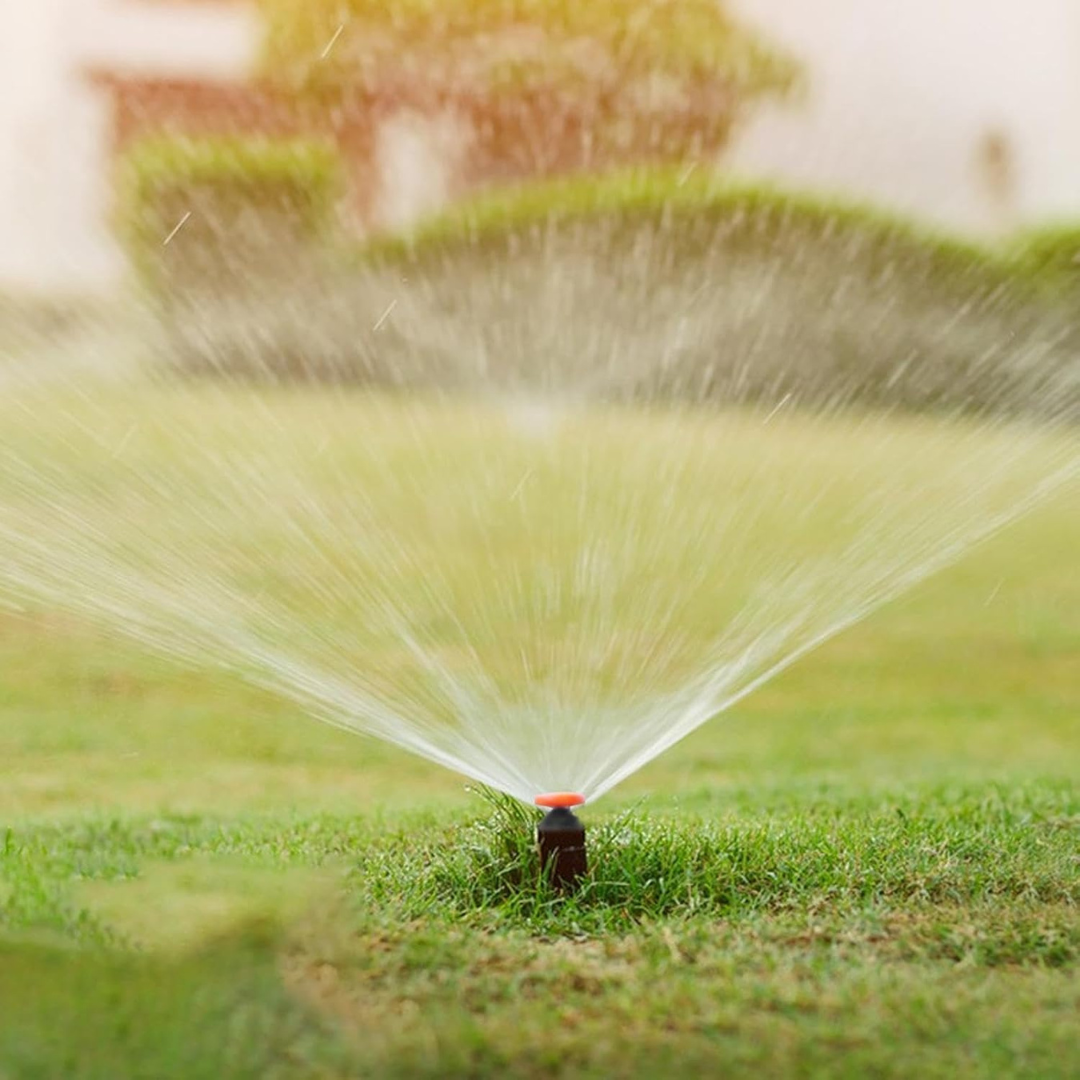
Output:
[{"xmin": 0, "ymin": 388, "xmax": 1078, "ymax": 1078}]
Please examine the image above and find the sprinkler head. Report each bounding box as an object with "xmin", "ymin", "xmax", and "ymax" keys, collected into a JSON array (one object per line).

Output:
[
  {"xmin": 535, "ymin": 793, "xmax": 587, "ymax": 891},
  {"xmin": 535, "ymin": 792, "xmax": 586, "ymax": 809}
]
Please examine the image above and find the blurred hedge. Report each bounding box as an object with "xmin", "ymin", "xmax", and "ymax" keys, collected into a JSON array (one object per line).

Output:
[
  {"xmin": 346, "ymin": 170, "xmax": 1075, "ymax": 418},
  {"xmin": 1007, "ymin": 225, "xmax": 1080, "ymax": 294},
  {"xmin": 115, "ymin": 150, "xmax": 1077, "ymax": 419},
  {"xmin": 0, "ymin": 294, "xmax": 94, "ymax": 355},
  {"xmin": 116, "ymin": 136, "xmax": 343, "ymax": 377},
  {"xmin": 0, "ymin": 292, "xmax": 117, "ymax": 381}
]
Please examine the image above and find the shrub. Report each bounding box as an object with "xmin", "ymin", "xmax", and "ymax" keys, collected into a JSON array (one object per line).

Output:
[
  {"xmin": 0, "ymin": 293, "xmax": 100, "ymax": 358},
  {"xmin": 115, "ymin": 136, "xmax": 343, "ymax": 377},
  {"xmin": 1008, "ymin": 224, "xmax": 1080, "ymax": 293},
  {"xmin": 348, "ymin": 169, "xmax": 1073, "ymax": 418},
  {"xmin": 115, "ymin": 154, "xmax": 1076, "ymax": 419}
]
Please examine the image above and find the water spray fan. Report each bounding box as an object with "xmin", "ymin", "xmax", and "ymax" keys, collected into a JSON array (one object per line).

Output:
[{"xmin": 1, "ymin": 172, "xmax": 1077, "ymax": 905}]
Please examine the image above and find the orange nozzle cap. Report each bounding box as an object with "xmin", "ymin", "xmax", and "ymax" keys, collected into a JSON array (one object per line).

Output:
[{"xmin": 535, "ymin": 792, "xmax": 585, "ymax": 809}]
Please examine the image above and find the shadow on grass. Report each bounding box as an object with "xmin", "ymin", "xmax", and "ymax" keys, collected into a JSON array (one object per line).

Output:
[{"xmin": 0, "ymin": 920, "xmax": 351, "ymax": 1080}]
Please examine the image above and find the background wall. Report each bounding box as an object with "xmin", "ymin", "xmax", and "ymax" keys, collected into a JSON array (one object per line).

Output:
[
  {"xmin": 0, "ymin": 0, "xmax": 257, "ymax": 292},
  {"xmin": 729, "ymin": 0, "xmax": 1080, "ymax": 233}
]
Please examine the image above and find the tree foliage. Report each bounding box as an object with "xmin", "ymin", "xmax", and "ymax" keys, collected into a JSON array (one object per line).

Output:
[{"xmin": 258, "ymin": 0, "xmax": 800, "ymax": 172}]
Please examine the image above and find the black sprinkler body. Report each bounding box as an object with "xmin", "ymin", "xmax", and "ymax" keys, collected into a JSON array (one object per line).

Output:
[{"xmin": 535, "ymin": 794, "xmax": 587, "ymax": 891}]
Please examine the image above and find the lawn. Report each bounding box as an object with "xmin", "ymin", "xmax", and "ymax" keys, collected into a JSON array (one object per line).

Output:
[{"xmin": 0, "ymin": 384, "xmax": 1077, "ymax": 1078}]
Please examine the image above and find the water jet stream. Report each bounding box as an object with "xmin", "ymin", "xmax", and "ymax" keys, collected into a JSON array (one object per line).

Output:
[{"xmin": 0, "ymin": 209, "xmax": 1077, "ymax": 803}]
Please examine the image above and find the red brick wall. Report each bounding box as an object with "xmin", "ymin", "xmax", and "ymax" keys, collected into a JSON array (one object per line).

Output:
[{"xmin": 89, "ymin": 73, "xmax": 383, "ymax": 228}]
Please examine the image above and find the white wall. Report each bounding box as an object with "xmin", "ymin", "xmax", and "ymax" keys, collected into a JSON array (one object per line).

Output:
[
  {"xmin": 374, "ymin": 111, "xmax": 474, "ymax": 231},
  {"xmin": 728, "ymin": 0, "xmax": 1080, "ymax": 234},
  {"xmin": 0, "ymin": 0, "xmax": 88, "ymax": 290},
  {"xmin": 71, "ymin": 0, "xmax": 259, "ymax": 78},
  {"xmin": 0, "ymin": 0, "xmax": 258, "ymax": 293}
]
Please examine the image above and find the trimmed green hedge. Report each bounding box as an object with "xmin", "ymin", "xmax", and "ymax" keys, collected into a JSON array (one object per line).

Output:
[
  {"xmin": 0, "ymin": 294, "xmax": 97, "ymax": 356},
  {"xmin": 361, "ymin": 167, "xmax": 998, "ymax": 271},
  {"xmin": 116, "ymin": 136, "xmax": 343, "ymax": 377},
  {"xmin": 348, "ymin": 169, "xmax": 1073, "ymax": 417},
  {"xmin": 114, "ymin": 152, "xmax": 1077, "ymax": 417},
  {"xmin": 118, "ymin": 136, "xmax": 341, "ymax": 289},
  {"xmin": 1007, "ymin": 224, "xmax": 1080, "ymax": 294}
]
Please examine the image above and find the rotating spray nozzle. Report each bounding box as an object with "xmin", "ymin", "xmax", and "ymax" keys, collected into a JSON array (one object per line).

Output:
[{"xmin": 534, "ymin": 792, "xmax": 587, "ymax": 891}]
